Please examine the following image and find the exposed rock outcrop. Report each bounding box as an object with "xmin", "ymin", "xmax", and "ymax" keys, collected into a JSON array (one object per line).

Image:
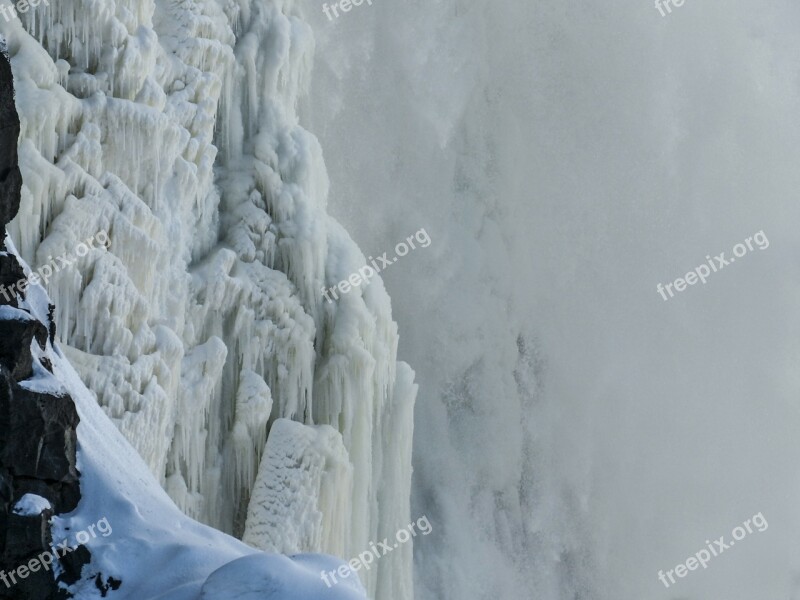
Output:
[{"xmin": 0, "ymin": 48, "xmax": 88, "ymax": 600}]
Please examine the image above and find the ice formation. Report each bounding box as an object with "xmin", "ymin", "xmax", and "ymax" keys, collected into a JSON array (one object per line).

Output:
[
  {"xmin": 0, "ymin": 0, "xmax": 417, "ymax": 598},
  {"xmin": 242, "ymin": 418, "xmax": 353, "ymax": 556},
  {"xmin": 3, "ymin": 236, "xmax": 366, "ymax": 599}
]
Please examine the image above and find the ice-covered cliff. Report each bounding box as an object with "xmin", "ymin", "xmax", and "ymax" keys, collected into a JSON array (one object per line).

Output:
[
  {"xmin": 0, "ymin": 47, "xmax": 366, "ymax": 599},
  {"xmin": 0, "ymin": 0, "xmax": 416, "ymax": 598}
]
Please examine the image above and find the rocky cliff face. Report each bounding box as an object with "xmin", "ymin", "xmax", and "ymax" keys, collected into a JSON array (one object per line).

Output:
[{"xmin": 0, "ymin": 48, "xmax": 88, "ymax": 600}]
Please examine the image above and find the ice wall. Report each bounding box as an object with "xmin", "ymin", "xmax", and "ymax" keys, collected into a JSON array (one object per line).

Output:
[{"xmin": 0, "ymin": 0, "xmax": 417, "ymax": 598}]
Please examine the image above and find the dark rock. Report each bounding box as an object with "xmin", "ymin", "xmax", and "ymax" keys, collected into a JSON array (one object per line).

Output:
[
  {"xmin": 0, "ymin": 367, "xmax": 11, "ymax": 452},
  {"xmin": 11, "ymin": 566, "xmax": 71, "ymax": 600},
  {"xmin": 0, "ymin": 254, "xmax": 24, "ymax": 307},
  {"xmin": 0, "ymin": 167, "xmax": 21, "ymax": 232},
  {"xmin": 0, "ymin": 317, "xmax": 49, "ymax": 380},
  {"xmin": 0, "ymin": 49, "xmax": 89, "ymax": 600},
  {"xmin": 0, "ymin": 49, "xmax": 20, "ymax": 230},
  {"xmin": 0, "ymin": 382, "xmax": 79, "ymax": 483},
  {"xmin": 0, "ymin": 468, "xmax": 12, "ymax": 506},
  {"xmin": 4, "ymin": 512, "xmax": 52, "ymax": 563},
  {"xmin": 53, "ymin": 480, "xmax": 81, "ymax": 515},
  {"xmin": 47, "ymin": 305, "xmax": 56, "ymax": 344},
  {"xmin": 95, "ymin": 574, "xmax": 122, "ymax": 597},
  {"xmin": 57, "ymin": 545, "xmax": 91, "ymax": 586}
]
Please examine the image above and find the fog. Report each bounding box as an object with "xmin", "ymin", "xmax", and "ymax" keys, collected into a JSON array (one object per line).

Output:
[{"xmin": 302, "ymin": 0, "xmax": 800, "ymax": 597}]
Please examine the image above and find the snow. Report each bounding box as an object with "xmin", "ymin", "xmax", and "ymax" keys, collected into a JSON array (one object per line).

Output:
[
  {"xmin": 13, "ymin": 493, "xmax": 52, "ymax": 516},
  {"xmin": 1, "ymin": 0, "xmax": 417, "ymax": 597},
  {"xmin": 199, "ymin": 553, "xmax": 366, "ymax": 600},
  {"xmin": 54, "ymin": 323, "xmax": 366, "ymax": 600},
  {"xmin": 0, "ymin": 305, "xmax": 35, "ymax": 322}
]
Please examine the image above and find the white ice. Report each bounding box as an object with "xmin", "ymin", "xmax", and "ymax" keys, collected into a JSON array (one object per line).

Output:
[{"xmin": 1, "ymin": 0, "xmax": 417, "ymax": 597}]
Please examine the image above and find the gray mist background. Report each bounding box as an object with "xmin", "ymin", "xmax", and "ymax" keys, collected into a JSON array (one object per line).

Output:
[{"xmin": 301, "ymin": 0, "xmax": 800, "ymax": 598}]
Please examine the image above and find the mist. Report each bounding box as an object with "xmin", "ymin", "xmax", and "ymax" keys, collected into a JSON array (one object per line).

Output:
[{"xmin": 302, "ymin": 0, "xmax": 800, "ymax": 597}]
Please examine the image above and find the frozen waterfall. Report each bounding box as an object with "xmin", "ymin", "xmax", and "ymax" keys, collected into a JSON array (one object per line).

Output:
[{"xmin": 1, "ymin": 1, "xmax": 416, "ymax": 598}]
